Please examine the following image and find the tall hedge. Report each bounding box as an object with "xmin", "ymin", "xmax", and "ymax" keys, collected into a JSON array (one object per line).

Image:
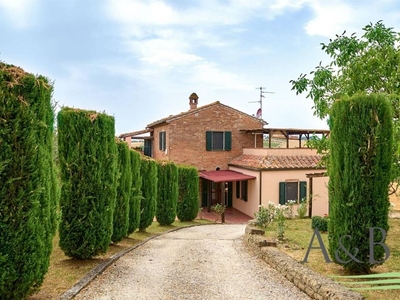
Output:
[
  {"xmin": 177, "ymin": 165, "xmax": 200, "ymax": 221},
  {"xmin": 156, "ymin": 161, "xmax": 178, "ymax": 225},
  {"xmin": 139, "ymin": 158, "xmax": 157, "ymax": 232},
  {"xmin": 127, "ymin": 149, "xmax": 142, "ymax": 234},
  {"xmin": 58, "ymin": 108, "xmax": 117, "ymax": 259},
  {"xmin": 0, "ymin": 63, "xmax": 59, "ymax": 299},
  {"xmin": 329, "ymin": 93, "xmax": 393, "ymax": 273},
  {"xmin": 111, "ymin": 141, "xmax": 132, "ymax": 243}
]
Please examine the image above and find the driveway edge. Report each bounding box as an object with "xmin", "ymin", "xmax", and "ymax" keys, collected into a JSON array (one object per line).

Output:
[
  {"xmin": 244, "ymin": 225, "xmax": 365, "ymax": 300},
  {"xmin": 59, "ymin": 224, "xmax": 209, "ymax": 300}
]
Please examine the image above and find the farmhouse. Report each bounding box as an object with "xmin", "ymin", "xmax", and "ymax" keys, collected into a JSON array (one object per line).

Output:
[{"xmin": 119, "ymin": 93, "xmax": 329, "ymax": 218}]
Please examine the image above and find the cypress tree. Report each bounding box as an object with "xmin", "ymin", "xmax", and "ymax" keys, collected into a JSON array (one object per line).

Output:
[
  {"xmin": 329, "ymin": 93, "xmax": 393, "ymax": 273},
  {"xmin": 0, "ymin": 63, "xmax": 59, "ymax": 299},
  {"xmin": 156, "ymin": 161, "xmax": 178, "ymax": 226},
  {"xmin": 127, "ymin": 149, "xmax": 142, "ymax": 234},
  {"xmin": 111, "ymin": 141, "xmax": 132, "ymax": 243},
  {"xmin": 58, "ymin": 107, "xmax": 117, "ymax": 259},
  {"xmin": 177, "ymin": 165, "xmax": 200, "ymax": 221},
  {"xmin": 139, "ymin": 158, "xmax": 157, "ymax": 232}
]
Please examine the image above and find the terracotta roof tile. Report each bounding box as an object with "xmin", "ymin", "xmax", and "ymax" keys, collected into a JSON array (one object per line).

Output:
[{"xmin": 229, "ymin": 154, "xmax": 324, "ymax": 170}]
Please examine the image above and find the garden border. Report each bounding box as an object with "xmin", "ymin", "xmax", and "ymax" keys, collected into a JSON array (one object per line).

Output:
[{"xmin": 244, "ymin": 223, "xmax": 365, "ymax": 300}]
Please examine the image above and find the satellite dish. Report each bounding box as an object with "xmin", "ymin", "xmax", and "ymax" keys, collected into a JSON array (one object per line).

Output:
[{"xmin": 256, "ymin": 108, "xmax": 262, "ymax": 118}]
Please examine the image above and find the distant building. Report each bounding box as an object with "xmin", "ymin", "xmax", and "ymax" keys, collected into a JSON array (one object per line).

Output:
[{"xmin": 119, "ymin": 93, "xmax": 329, "ymax": 218}]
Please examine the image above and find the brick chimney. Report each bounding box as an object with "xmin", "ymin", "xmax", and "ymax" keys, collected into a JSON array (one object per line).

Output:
[{"xmin": 189, "ymin": 92, "xmax": 198, "ymax": 110}]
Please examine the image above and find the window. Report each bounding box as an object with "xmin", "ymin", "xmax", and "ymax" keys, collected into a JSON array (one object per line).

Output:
[
  {"xmin": 159, "ymin": 131, "xmax": 166, "ymax": 151},
  {"xmin": 279, "ymin": 181, "xmax": 306, "ymax": 204},
  {"xmin": 236, "ymin": 180, "xmax": 248, "ymax": 202},
  {"xmin": 205, "ymin": 131, "xmax": 232, "ymax": 151}
]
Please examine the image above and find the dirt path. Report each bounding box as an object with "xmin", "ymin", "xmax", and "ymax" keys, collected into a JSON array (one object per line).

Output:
[{"xmin": 74, "ymin": 225, "xmax": 310, "ymax": 300}]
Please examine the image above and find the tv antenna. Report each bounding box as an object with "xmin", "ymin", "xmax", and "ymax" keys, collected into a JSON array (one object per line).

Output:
[{"xmin": 249, "ymin": 87, "xmax": 274, "ymax": 124}]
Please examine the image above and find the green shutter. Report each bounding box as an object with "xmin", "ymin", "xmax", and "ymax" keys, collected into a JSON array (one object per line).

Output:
[
  {"xmin": 159, "ymin": 132, "xmax": 163, "ymax": 150},
  {"xmin": 242, "ymin": 181, "xmax": 248, "ymax": 202},
  {"xmin": 224, "ymin": 131, "xmax": 232, "ymax": 151},
  {"xmin": 300, "ymin": 181, "xmax": 307, "ymax": 202},
  {"xmin": 279, "ymin": 182, "xmax": 286, "ymax": 205},
  {"xmin": 206, "ymin": 131, "xmax": 212, "ymax": 151},
  {"xmin": 236, "ymin": 181, "xmax": 240, "ymax": 198}
]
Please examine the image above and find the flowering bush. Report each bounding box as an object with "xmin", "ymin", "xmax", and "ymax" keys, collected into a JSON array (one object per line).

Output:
[
  {"xmin": 297, "ymin": 198, "xmax": 307, "ymax": 219},
  {"xmin": 275, "ymin": 204, "xmax": 289, "ymax": 239},
  {"xmin": 254, "ymin": 202, "xmax": 275, "ymax": 230},
  {"xmin": 285, "ymin": 200, "xmax": 296, "ymax": 218},
  {"xmin": 255, "ymin": 202, "xmax": 289, "ymax": 240}
]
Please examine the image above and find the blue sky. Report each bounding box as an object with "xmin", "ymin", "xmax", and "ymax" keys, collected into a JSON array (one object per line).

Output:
[{"xmin": 1, "ymin": 0, "xmax": 400, "ymax": 135}]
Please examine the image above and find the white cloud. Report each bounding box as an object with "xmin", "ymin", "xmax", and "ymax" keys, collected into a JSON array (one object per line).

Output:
[
  {"xmin": 0, "ymin": 0, "xmax": 38, "ymax": 29},
  {"xmin": 128, "ymin": 38, "xmax": 203, "ymax": 67},
  {"xmin": 301, "ymin": 0, "xmax": 400, "ymax": 38},
  {"xmin": 304, "ymin": 1, "xmax": 352, "ymax": 37}
]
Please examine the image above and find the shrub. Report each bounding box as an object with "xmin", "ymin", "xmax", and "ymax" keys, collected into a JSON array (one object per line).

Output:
[
  {"xmin": 156, "ymin": 161, "xmax": 178, "ymax": 226},
  {"xmin": 139, "ymin": 158, "xmax": 157, "ymax": 232},
  {"xmin": 58, "ymin": 108, "xmax": 117, "ymax": 259},
  {"xmin": 177, "ymin": 165, "xmax": 199, "ymax": 221},
  {"xmin": 329, "ymin": 93, "xmax": 393, "ymax": 273},
  {"xmin": 311, "ymin": 216, "xmax": 328, "ymax": 232},
  {"xmin": 127, "ymin": 149, "xmax": 142, "ymax": 234},
  {"xmin": 297, "ymin": 198, "xmax": 308, "ymax": 219},
  {"xmin": 112, "ymin": 141, "xmax": 132, "ymax": 243},
  {"xmin": 254, "ymin": 202, "xmax": 276, "ymax": 230},
  {"xmin": 0, "ymin": 63, "xmax": 59, "ymax": 299},
  {"xmin": 275, "ymin": 204, "xmax": 289, "ymax": 239}
]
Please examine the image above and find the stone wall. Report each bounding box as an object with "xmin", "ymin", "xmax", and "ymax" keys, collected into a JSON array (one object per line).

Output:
[{"xmin": 244, "ymin": 224, "xmax": 364, "ymax": 300}]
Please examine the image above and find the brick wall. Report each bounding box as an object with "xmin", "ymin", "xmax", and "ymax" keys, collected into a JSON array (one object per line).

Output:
[{"xmin": 151, "ymin": 103, "xmax": 263, "ymax": 170}]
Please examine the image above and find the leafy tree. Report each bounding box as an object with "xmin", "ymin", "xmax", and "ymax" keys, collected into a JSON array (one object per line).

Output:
[
  {"xmin": 112, "ymin": 141, "xmax": 132, "ymax": 243},
  {"xmin": 58, "ymin": 108, "xmax": 117, "ymax": 259},
  {"xmin": 0, "ymin": 63, "xmax": 59, "ymax": 299},
  {"xmin": 329, "ymin": 93, "xmax": 393, "ymax": 273},
  {"xmin": 290, "ymin": 21, "xmax": 400, "ymax": 192},
  {"xmin": 177, "ymin": 165, "xmax": 200, "ymax": 221},
  {"xmin": 139, "ymin": 158, "xmax": 157, "ymax": 232},
  {"xmin": 127, "ymin": 149, "xmax": 142, "ymax": 234},
  {"xmin": 156, "ymin": 161, "xmax": 178, "ymax": 225}
]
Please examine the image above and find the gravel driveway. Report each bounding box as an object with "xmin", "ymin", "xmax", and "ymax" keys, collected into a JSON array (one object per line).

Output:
[{"xmin": 74, "ymin": 224, "xmax": 310, "ymax": 300}]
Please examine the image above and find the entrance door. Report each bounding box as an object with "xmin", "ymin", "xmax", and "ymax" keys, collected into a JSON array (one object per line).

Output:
[{"xmin": 201, "ymin": 179, "xmax": 208, "ymax": 207}]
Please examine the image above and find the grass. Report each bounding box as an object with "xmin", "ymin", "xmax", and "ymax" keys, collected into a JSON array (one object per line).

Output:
[
  {"xmin": 264, "ymin": 217, "xmax": 400, "ymax": 300},
  {"xmin": 28, "ymin": 219, "xmax": 211, "ymax": 299}
]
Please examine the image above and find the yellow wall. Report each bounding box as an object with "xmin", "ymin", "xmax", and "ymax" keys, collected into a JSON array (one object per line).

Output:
[
  {"xmin": 229, "ymin": 166, "xmax": 329, "ymax": 218},
  {"xmin": 310, "ymin": 176, "xmax": 329, "ymax": 217},
  {"xmin": 229, "ymin": 167, "xmax": 260, "ymax": 218}
]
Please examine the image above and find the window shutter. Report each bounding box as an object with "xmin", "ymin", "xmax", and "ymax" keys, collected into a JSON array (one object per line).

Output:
[
  {"xmin": 236, "ymin": 181, "xmax": 240, "ymax": 198},
  {"xmin": 300, "ymin": 181, "xmax": 307, "ymax": 202},
  {"xmin": 206, "ymin": 131, "xmax": 212, "ymax": 151},
  {"xmin": 242, "ymin": 181, "xmax": 248, "ymax": 202},
  {"xmin": 279, "ymin": 182, "xmax": 286, "ymax": 205},
  {"xmin": 159, "ymin": 132, "xmax": 163, "ymax": 150},
  {"xmin": 224, "ymin": 131, "xmax": 232, "ymax": 151}
]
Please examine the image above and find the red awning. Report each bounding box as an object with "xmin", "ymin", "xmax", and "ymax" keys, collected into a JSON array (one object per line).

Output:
[{"xmin": 199, "ymin": 170, "xmax": 256, "ymax": 183}]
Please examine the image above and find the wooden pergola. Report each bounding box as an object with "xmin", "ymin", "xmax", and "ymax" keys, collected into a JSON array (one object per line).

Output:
[{"xmin": 240, "ymin": 127, "xmax": 330, "ymax": 148}]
